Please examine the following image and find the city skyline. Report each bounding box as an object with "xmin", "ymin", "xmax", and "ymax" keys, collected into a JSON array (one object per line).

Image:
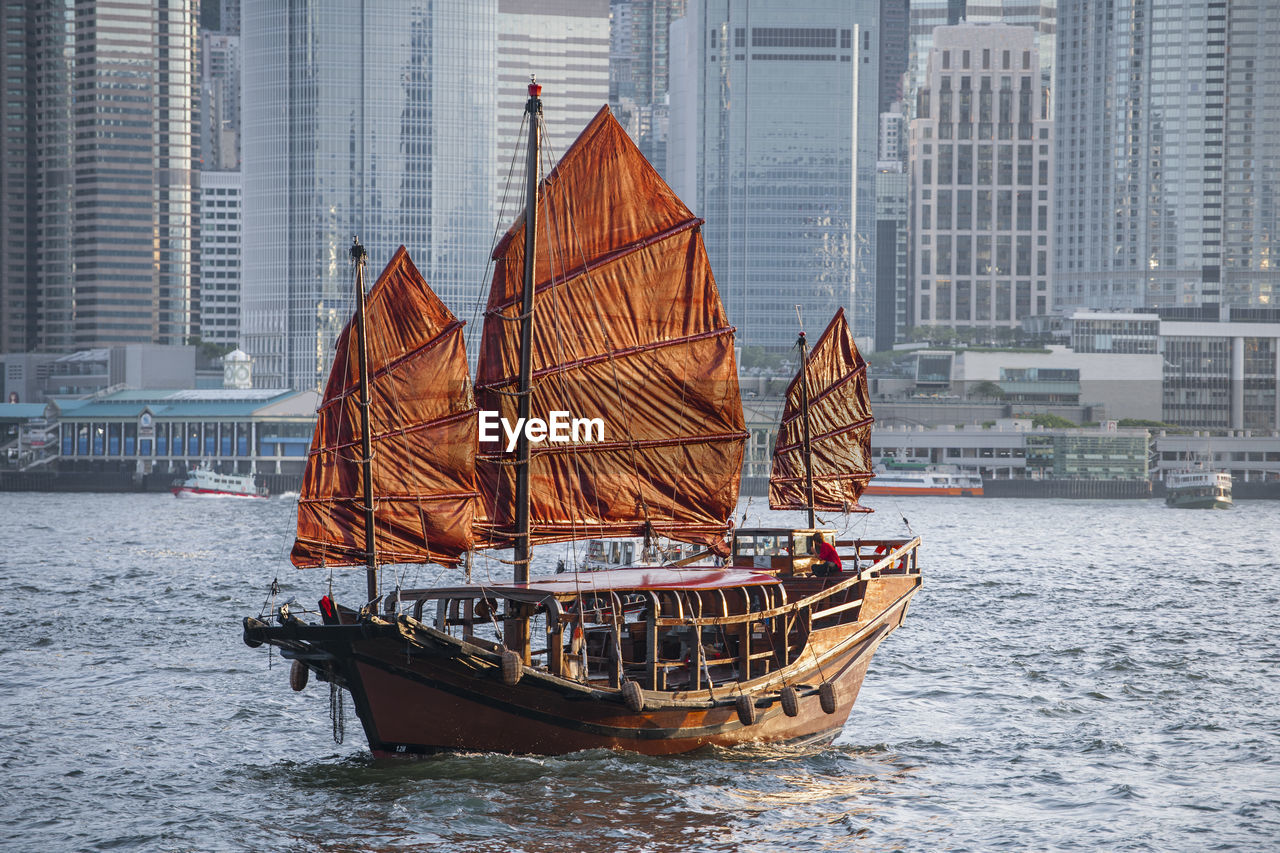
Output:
[{"xmin": 3, "ymin": 1, "xmax": 1278, "ymax": 393}]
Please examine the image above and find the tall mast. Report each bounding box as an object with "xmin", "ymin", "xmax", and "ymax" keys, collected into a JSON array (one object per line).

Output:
[
  {"xmin": 351, "ymin": 237, "xmax": 378, "ymax": 602},
  {"xmin": 796, "ymin": 329, "xmax": 816, "ymax": 529},
  {"xmin": 513, "ymin": 77, "xmax": 541, "ymax": 584}
]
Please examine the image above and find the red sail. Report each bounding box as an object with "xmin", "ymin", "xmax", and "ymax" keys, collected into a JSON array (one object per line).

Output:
[
  {"xmin": 770, "ymin": 309, "xmax": 874, "ymax": 513},
  {"xmin": 475, "ymin": 106, "xmax": 747, "ymax": 548},
  {"xmin": 292, "ymin": 247, "xmax": 478, "ymax": 568}
]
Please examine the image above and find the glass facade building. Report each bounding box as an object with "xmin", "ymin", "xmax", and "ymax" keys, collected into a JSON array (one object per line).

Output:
[
  {"xmin": 198, "ymin": 171, "xmax": 243, "ymax": 348},
  {"xmin": 18, "ymin": 0, "xmax": 198, "ymax": 352},
  {"xmin": 609, "ymin": 0, "xmax": 687, "ymax": 176},
  {"xmin": 1055, "ymin": 0, "xmax": 1280, "ymax": 312},
  {"xmin": 496, "ymin": 1, "xmax": 609, "ymax": 199},
  {"xmin": 0, "ymin": 0, "xmax": 34, "ymax": 353},
  {"xmin": 668, "ymin": 0, "xmax": 881, "ymax": 352},
  {"xmin": 241, "ymin": 0, "xmax": 497, "ymax": 390}
]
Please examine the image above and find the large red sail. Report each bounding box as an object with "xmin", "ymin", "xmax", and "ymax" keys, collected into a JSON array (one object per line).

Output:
[
  {"xmin": 475, "ymin": 106, "xmax": 747, "ymax": 548},
  {"xmin": 769, "ymin": 309, "xmax": 874, "ymax": 514},
  {"xmin": 292, "ymin": 247, "xmax": 478, "ymax": 568}
]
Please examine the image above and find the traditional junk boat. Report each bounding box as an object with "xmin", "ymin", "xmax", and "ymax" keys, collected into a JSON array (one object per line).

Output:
[
  {"xmin": 172, "ymin": 464, "xmax": 268, "ymax": 499},
  {"xmin": 863, "ymin": 462, "xmax": 984, "ymax": 497},
  {"xmin": 1164, "ymin": 469, "xmax": 1233, "ymax": 509},
  {"xmin": 242, "ymin": 83, "xmax": 921, "ymax": 755}
]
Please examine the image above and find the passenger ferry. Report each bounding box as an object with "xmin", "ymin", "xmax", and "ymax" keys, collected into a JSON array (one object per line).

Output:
[
  {"xmin": 1164, "ymin": 469, "xmax": 1232, "ymax": 509},
  {"xmin": 863, "ymin": 463, "xmax": 984, "ymax": 497},
  {"xmin": 171, "ymin": 465, "xmax": 269, "ymax": 499}
]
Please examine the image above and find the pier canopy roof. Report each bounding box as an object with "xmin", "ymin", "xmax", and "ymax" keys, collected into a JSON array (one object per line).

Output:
[{"xmin": 51, "ymin": 389, "xmax": 319, "ymax": 422}]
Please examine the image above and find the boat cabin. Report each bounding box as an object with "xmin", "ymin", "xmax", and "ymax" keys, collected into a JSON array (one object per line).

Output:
[
  {"xmin": 581, "ymin": 538, "xmax": 705, "ymax": 571},
  {"xmin": 391, "ymin": 567, "xmax": 804, "ymax": 693},
  {"xmin": 729, "ymin": 527, "xmax": 837, "ymax": 575}
]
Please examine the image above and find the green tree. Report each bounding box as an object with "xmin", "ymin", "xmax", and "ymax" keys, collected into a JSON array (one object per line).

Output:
[
  {"xmin": 1030, "ymin": 413, "xmax": 1077, "ymax": 429},
  {"xmin": 969, "ymin": 380, "xmax": 1006, "ymax": 400}
]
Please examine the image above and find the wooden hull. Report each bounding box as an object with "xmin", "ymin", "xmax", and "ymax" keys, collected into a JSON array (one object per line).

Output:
[{"xmin": 247, "ymin": 574, "xmax": 920, "ymax": 756}]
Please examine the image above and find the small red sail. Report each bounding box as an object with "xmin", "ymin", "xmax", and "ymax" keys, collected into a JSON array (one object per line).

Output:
[
  {"xmin": 475, "ymin": 106, "xmax": 747, "ymax": 548},
  {"xmin": 292, "ymin": 247, "xmax": 478, "ymax": 568},
  {"xmin": 770, "ymin": 309, "xmax": 875, "ymax": 513}
]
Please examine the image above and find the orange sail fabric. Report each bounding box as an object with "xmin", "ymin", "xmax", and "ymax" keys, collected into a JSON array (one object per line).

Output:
[
  {"xmin": 292, "ymin": 247, "xmax": 479, "ymax": 568},
  {"xmin": 475, "ymin": 105, "xmax": 747, "ymax": 548},
  {"xmin": 769, "ymin": 308, "xmax": 875, "ymax": 514}
]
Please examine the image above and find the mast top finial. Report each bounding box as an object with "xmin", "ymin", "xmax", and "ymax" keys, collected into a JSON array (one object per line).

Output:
[
  {"xmin": 528, "ymin": 74, "xmax": 542, "ymax": 99},
  {"xmin": 350, "ymin": 236, "xmax": 367, "ymax": 265}
]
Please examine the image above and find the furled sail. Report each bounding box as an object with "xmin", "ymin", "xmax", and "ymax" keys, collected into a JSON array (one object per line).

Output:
[
  {"xmin": 475, "ymin": 106, "xmax": 747, "ymax": 548},
  {"xmin": 769, "ymin": 309, "xmax": 874, "ymax": 513},
  {"xmin": 292, "ymin": 247, "xmax": 478, "ymax": 568}
]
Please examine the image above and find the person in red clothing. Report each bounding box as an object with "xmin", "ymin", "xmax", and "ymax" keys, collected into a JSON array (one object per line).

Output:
[{"xmin": 812, "ymin": 532, "xmax": 843, "ymax": 576}]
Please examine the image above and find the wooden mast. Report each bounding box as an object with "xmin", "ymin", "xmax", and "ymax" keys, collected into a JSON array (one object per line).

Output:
[
  {"xmin": 351, "ymin": 237, "xmax": 378, "ymax": 602},
  {"xmin": 507, "ymin": 76, "xmax": 542, "ymax": 664},
  {"xmin": 796, "ymin": 329, "xmax": 816, "ymax": 529},
  {"xmin": 513, "ymin": 77, "xmax": 541, "ymax": 582}
]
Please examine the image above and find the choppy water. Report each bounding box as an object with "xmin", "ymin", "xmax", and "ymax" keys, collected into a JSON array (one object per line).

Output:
[{"xmin": 1, "ymin": 492, "xmax": 1277, "ymax": 852}]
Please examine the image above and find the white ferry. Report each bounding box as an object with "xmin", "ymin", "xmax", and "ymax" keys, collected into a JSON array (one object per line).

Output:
[
  {"xmin": 1164, "ymin": 469, "xmax": 1232, "ymax": 509},
  {"xmin": 171, "ymin": 465, "xmax": 269, "ymax": 499},
  {"xmin": 863, "ymin": 463, "xmax": 984, "ymax": 497}
]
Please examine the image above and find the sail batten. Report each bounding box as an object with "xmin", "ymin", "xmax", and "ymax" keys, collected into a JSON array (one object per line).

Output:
[
  {"xmin": 476, "ymin": 105, "xmax": 747, "ymax": 549},
  {"xmin": 484, "ymin": 217, "xmax": 703, "ymax": 315},
  {"xmin": 316, "ymin": 320, "xmax": 466, "ymax": 412},
  {"xmin": 292, "ymin": 247, "xmax": 478, "ymax": 569},
  {"xmin": 770, "ymin": 308, "xmax": 875, "ymax": 514},
  {"xmin": 477, "ymin": 326, "xmax": 736, "ymax": 391},
  {"xmin": 773, "ymin": 416, "xmax": 876, "ymax": 455}
]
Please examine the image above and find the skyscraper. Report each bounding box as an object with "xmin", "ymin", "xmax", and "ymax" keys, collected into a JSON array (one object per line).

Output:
[
  {"xmin": 909, "ymin": 24, "xmax": 1054, "ymax": 330},
  {"xmin": 668, "ymin": 0, "xmax": 881, "ymax": 352},
  {"xmin": 879, "ymin": 0, "xmax": 909, "ymax": 114},
  {"xmin": 907, "ymin": 1, "xmax": 1056, "ymax": 116},
  {"xmin": 241, "ymin": 1, "xmax": 497, "ymax": 390},
  {"xmin": 609, "ymin": 0, "xmax": 686, "ymax": 176},
  {"xmin": 197, "ymin": 170, "xmax": 242, "ymax": 349},
  {"xmin": 13, "ymin": 0, "xmax": 199, "ymax": 353},
  {"xmin": 496, "ymin": 0, "xmax": 609, "ymax": 197},
  {"xmin": 200, "ymin": 31, "xmax": 241, "ymax": 171},
  {"xmin": 876, "ymin": 101, "xmax": 909, "ymax": 349},
  {"xmin": 1055, "ymin": 0, "xmax": 1280, "ymax": 312},
  {"xmin": 0, "ymin": 0, "xmax": 35, "ymax": 353}
]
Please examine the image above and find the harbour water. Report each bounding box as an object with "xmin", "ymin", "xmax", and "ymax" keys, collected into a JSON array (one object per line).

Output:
[{"xmin": 1, "ymin": 492, "xmax": 1277, "ymax": 851}]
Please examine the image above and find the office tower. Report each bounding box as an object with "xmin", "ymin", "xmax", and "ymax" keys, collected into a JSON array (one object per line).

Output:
[
  {"xmin": 200, "ymin": 31, "xmax": 240, "ymax": 171},
  {"xmin": 22, "ymin": 0, "xmax": 199, "ymax": 352},
  {"xmin": 609, "ymin": 0, "xmax": 686, "ymax": 175},
  {"xmin": 496, "ymin": 0, "xmax": 609, "ymax": 197},
  {"xmin": 909, "ymin": 24, "xmax": 1054, "ymax": 330},
  {"xmin": 241, "ymin": 1, "xmax": 496, "ymax": 390},
  {"xmin": 879, "ymin": 0, "xmax": 909, "ymax": 113},
  {"xmin": 907, "ymin": 1, "xmax": 1055, "ymax": 115},
  {"xmin": 220, "ymin": 0, "xmax": 240, "ymax": 34},
  {"xmin": 876, "ymin": 101, "xmax": 909, "ymax": 349},
  {"xmin": 198, "ymin": 171, "xmax": 242, "ymax": 349},
  {"xmin": 669, "ymin": 0, "xmax": 881, "ymax": 352},
  {"xmin": 1056, "ymin": 0, "xmax": 1280, "ymax": 312},
  {"xmin": 0, "ymin": 0, "xmax": 34, "ymax": 353}
]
